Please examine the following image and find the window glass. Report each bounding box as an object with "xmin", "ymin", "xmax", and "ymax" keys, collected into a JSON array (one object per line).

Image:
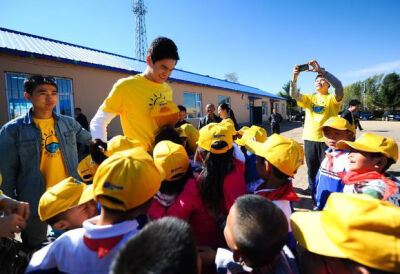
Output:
[{"xmin": 183, "ymin": 92, "xmax": 202, "ymax": 118}]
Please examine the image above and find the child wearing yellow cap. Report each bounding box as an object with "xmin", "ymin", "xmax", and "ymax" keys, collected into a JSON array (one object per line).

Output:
[
  {"xmin": 313, "ymin": 117, "xmax": 355, "ymax": 210},
  {"xmin": 234, "ymin": 125, "xmax": 267, "ymax": 186},
  {"xmin": 291, "ymin": 193, "xmax": 400, "ymax": 273},
  {"xmin": 166, "ymin": 123, "xmax": 246, "ymax": 251},
  {"xmin": 148, "ymin": 141, "xmax": 194, "ymax": 220},
  {"xmin": 336, "ymin": 132, "xmax": 399, "ymax": 204},
  {"xmin": 245, "ymin": 134, "xmax": 304, "ymax": 250},
  {"xmin": 38, "ymin": 177, "xmax": 97, "ymax": 233},
  {"xmin": 26, "ymin": 147, "xmax": 162, "ymax": 273}
]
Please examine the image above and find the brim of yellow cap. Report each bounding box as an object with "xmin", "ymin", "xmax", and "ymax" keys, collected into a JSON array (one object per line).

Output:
[
  {"xmin": 291, "ymin": 212, "xmax": 346, "ymax": 258},
  {"xmin": 318, "ymin": 125, "xmax": 352, "ymax": 132},
  {"xmin": 336, "ymin": 140, "xmax": 382, "ymax": 155},
  {"xmin": 244, "ymin": 139, "xmax": 265, "ymax": 158},
  {"xmin": 78, "ymin": 184, "xmax": 94, "ymax": 205},
  {"xmin": 234, "ymin": 138, "xmax": 246, "ymax": 146}
]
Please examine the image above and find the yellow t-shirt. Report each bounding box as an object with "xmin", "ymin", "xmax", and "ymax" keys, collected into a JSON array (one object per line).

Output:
[
  {"xmin": 100, "ymin": 74, "xmax": 173, "ymax": 151},
  {"xmin": 297, "ymin": 93, "xmax": 342, "ymax": 142},
  {"xmin": 33, "ymin": 118, "xmax": 69, "ymax": 189}
]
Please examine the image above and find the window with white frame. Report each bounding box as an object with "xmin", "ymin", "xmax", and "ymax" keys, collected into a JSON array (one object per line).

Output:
[
  {"xmin": 218, "ymin": 95, "xmax": 230, "ymax": 106},
  {"xmin": 183, "ymin": 92, "xmax": 202, "ymax": 118},
  {"xmin": 5, "ymin": 72, "xmax": 74, "ymax": 120},
  {"xmin": 262, "ymin": 101, "xmax": 267, "ymax": 115}
]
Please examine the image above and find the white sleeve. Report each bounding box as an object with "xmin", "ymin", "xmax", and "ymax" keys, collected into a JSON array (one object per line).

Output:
[{"xmin": 89, "ymin": 109, "xmax": 116, "ymax": 141}]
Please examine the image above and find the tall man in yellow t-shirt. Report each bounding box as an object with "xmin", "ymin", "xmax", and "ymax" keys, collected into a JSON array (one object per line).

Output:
[
  {"xmin": 291, "ymin": 60, "xmax": 343, "ymax": 199},
  {"xmin": 0, "ymin": 75, "xmax": 91, "ymax": 249},
  {"xmin": 90, "ymin": 37, "xmax": 179, "ymax": 151}
]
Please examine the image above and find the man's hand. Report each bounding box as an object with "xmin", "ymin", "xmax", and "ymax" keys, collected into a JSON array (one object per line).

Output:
[
  {"xmin": 308, "ymin": 60, "xmax": 326, "ymax": 75},
  {"xmin": 292, "ymin": 65, "xmax": 301, "ymax": 82},
  {"xmin": 0, "ymin": 198, "xmax": 30, "ymax": 220},
  {"xmin": 0, "ymin": 213, "xmax": 26, "ymax": 238}
]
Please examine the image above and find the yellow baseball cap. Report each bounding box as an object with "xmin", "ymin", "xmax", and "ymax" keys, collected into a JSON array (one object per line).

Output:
[
  {"xmin": 150, "ymin": 100, "xmax": 179, "ymax": 128},
  {"xmin": 318, "ymin": 116, "xmax": 355, "ymax": 132},
  {"xmin": 77, "ymin": 155, "xmax": 98, "ymax": 182},
  {"xmin": 93, "ymin": 147, "xmax": 162, "ymax": 211},
  {"xmin": 38, "ymin": 177, "xmax": 94, "ymax": 221},
  {"xmin": 153, "ymin": 141, "xmax": 190, "ymax": 181},
  {"xmin": 177, "ymin": 123, "xmax": 199, "ymax": 154},
  {"xmin": 105, "ymin": 135, "xmax": 145, "ymax": 157},
  {"xmin": 238, "ymin": 126, "xmax": 250, "ymax": 136},
  {"xmin": 245, "ymin": 134, "xmax": 304, "ymax": 177},
  {"xmin": 219, "ymin": 118, "xmax": 237, "ymax": 136},
  {"xmin": 198, "ymin": 123, "xmax": 233, "ymax": 154},
  {"xmin": 291, "ymin": 193, "xmax": 400, "ymax": 272},
  {"xmin": 235, "ymin": 125, "xmax": 267, "ymax": 146},
  {"xmin": 337, "ymin": 132, "xmax": 398, "ymax": 162}
]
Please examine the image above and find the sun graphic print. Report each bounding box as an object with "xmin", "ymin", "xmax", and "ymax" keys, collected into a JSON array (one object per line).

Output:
[
  {"xmin": 41, "ymin": 130, "xmax": 60, "ymax": 157},
  {"xmin": 149, "ymin": 93, "xmax": 167, "ymax": 109}
]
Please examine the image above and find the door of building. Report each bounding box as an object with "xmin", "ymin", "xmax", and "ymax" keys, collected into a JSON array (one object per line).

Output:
[{"xmin": 252, "ymin": 106, "xmax": 263, "ymax": 125}]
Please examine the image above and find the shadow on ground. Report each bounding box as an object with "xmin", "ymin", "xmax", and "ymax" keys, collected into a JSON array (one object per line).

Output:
[
  {"xmin": 255, "ymin": 121, "xmax": 304, "ymax": 136},
  {"xmin": 293, "ymin": 187, "xmax": 314, "ymax": 211}
]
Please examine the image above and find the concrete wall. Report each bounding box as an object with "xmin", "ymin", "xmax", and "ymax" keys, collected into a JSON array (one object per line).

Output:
[{"xmin": 0, "ymin": 53, "xmax": 286, "ymax": 135}]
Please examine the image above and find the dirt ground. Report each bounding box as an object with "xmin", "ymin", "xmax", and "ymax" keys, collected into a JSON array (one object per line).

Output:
[{"xmin": 270, "ymin": 120, "xmax": 400, "ymax": 210}]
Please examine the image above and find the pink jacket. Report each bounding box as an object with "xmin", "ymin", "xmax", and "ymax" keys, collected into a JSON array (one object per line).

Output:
[{"xmin": 165, "ymin": 159, "xmax": 246, "ymax": 248}]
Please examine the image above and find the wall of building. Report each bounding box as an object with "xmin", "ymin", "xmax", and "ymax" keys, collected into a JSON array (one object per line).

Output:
[{"xmin": 0, "ymin": 53, "xmax": 286, "ymax": 136}]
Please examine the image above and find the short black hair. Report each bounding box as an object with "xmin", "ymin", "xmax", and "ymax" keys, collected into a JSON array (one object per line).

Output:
[
  {"xmin": 315, "ymin": 74, "xmax": 331, "ymax": 87},
  {"xmin": 154, "ymin": 125, "xmax": 182, "ymax": 146},
  {"xmin": 148, "ymin": 37, "xmax": 179, "ymax": 64},
  {"xmin": 349, "ymin": 99, "xmax": 361, "ymax": 106},
  {"xmin": 233, "ymin": 195, "xmax": 288, "ymax": 268},
  {"xmin": 75, "ymin": 107, "xmax": 82, "ymax": 112},
  {"xmin": 24, "ymin": 75, "xmax": 57, "ymax": 95},
  {"xmin": 178, "ymin": 105, "xmax": 186, "ymax": 112},
  {"xmin": 111, "ymin": 217, "xmax": 198, "ymax": 274},
  {"xmin": 369, "ymin": 152, "xmax": 395, "ymax": 172}
]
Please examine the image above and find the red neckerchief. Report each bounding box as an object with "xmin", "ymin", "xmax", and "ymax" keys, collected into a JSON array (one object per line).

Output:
[
  {"xmin": 325, "ymin": 151, "xmax": 346, "ymax": 172},
  {"xmin": 337, "ymin": 170, "xmax": 398, "ymax": 200},
  {"xmin": 83, "ymin": 235, "xmax": 124, "ymax": 259},
  {"xmin": 255, "ymin": 180, "xmax": 300, "ymax": 202}
]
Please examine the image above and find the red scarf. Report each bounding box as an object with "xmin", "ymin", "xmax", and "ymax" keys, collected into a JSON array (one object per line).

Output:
[
  {"xmin": 255, "ymin": 181, "xmax": 300, "ymax": 202},
  {"xmin": 83, "ymin": 235, "xmax": 123, "ymax": 259},
  {"xmin": 338, "ymin": 170, "xmax": 398, "ymax": 200}
]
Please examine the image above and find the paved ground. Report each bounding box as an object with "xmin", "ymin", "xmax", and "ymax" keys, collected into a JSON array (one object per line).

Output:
[{"xmin": 272, "ymin": 120, "xmax": 400, "ymax": 210}]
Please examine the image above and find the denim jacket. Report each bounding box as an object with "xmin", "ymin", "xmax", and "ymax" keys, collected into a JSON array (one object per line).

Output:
[{"xmin": 0, "ymin": 109, "xmax": 91, "ymax": 248}]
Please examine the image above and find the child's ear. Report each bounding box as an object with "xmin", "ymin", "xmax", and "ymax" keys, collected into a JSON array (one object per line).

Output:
[
  {"xmin": 53, "ymin": 220, "xmax": 70, "ymax": 231},
  {"xmin": 374, "ymin": 156, "xmax": 388, "ymax": 171},
  {"xmin": 24, "ymin": 92, "xmax": 31, "ymax": 101}
]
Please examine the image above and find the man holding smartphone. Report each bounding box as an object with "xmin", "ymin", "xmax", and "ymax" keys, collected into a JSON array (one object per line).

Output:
[{"xmin": 291, "ymin": 60, "xmax": 343, "ymax": 201}]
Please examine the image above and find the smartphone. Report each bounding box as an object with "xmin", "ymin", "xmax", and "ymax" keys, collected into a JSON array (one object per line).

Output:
[{"xmin": 298, "ymin": 64, "xmax": 309, "ymax": 71}]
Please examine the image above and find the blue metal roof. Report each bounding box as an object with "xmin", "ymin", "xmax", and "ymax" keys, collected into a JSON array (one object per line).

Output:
[{"xmin": 0, "ymin": 27, "xmax": 285, "ymax": 100}]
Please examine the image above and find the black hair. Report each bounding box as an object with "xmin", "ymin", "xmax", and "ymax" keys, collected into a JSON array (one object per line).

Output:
[
  {"xmin": 46, "ymin": 211, "xmax": 67, "ymax": 226},
  {"xmin": 24, "ymin": 75, "xmax": 57, "ymax": 95},
  {"xmin": 147, "ymin": 37, "xmax": 179, "ymax": 64},
  {"xmin": 369, "ymin": 152, "xmax": 395, "ymax": 172},
  {"xmin": 199, "ymin": 141, "xmax": 234, "ymax": 217},
  {"xmin": 111, "ymin": 217, "xmax": 198, "ymax": 274},
  {"xmin": 75, "ymin": 107, "xmax": 82, "ymax": 112},
  {"xmin": 154, "ymin": 125, "xmax": 182, "ymax": 146},
  {"xmin": 178, "ymin": 105, "xmax": 186, "ymax": 112},
  {"xmin": 89, "ymin": 139, "xmax": 108, "ymax": 165},
  {"xmin": 233, "ymin": 195, "xmax": 288, "ymax": 268},
  {"xmin": 159, "ymin": 165, "xmax": 194, "ymax": 196},
  {"xmin": 349, "ymin": 99, "xmax": 361, "ymax": 107},
  {"xmin": 219, "ymin": 103, "xmax": 239, "ymax": 130}
]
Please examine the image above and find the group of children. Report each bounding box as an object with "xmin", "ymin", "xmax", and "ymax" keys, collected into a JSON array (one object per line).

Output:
[{"xmin": 11, "ymin": 110, "xmax": 395, "ymax": 273}]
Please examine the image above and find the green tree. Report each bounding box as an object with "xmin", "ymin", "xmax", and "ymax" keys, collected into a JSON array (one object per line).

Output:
[
  {"xmin": 342, "ymin": 74, "xmax": 383, "ymax": 111},
  {"xmin": 224, "ymin": 72, "xmax": 238, "ymax": 82},
  {"xmin": 277, "ymin": 80, "xmax": 298, "ymax": 116},
  {"xmin": 373, "ymin": 72, "xmax": 400, "ymax": 111}
]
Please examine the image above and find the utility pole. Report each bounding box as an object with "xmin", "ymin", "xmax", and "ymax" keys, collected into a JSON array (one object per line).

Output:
[
  {"xmin": 132, "ymin": 0, "xmax": 148, "ymax": 60},
  {"xmin": 363, "ymin": 81, "xmax": 367, "ymax": 110}
]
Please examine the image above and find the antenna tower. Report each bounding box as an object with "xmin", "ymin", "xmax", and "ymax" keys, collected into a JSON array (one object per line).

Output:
[{"xmin": 132, "ymin": 0, "xmax": 148, "ymax": 60}]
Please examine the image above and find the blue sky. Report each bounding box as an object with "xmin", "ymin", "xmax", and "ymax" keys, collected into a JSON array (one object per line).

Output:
[{"xmin": 1, "ymin": 0, "xmax": 399, "ymax": 94}]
